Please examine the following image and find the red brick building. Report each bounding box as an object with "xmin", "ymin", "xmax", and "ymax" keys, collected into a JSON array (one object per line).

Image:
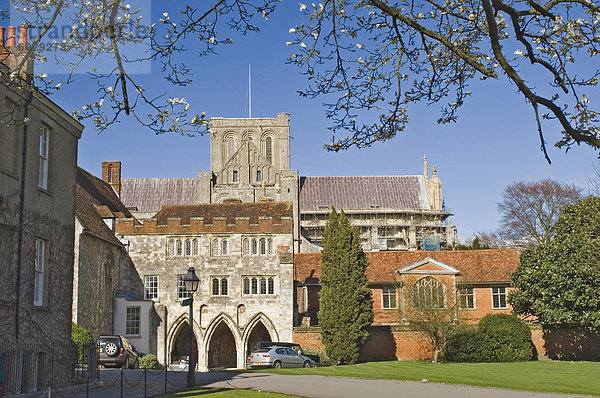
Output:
[{"xmin": 293, "ymin": 249, "xmax": 523, "ymax": 360}]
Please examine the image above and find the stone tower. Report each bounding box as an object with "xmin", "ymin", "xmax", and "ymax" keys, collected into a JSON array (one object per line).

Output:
[{"xmin": 195, "ymin": 113, "xmax": 301, "ymax": 250}]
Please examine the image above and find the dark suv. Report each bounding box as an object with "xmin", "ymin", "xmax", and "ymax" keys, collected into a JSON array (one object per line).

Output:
[{"xmin": 96, "ymin": 335, "xmax": 138, "ymax": 369}]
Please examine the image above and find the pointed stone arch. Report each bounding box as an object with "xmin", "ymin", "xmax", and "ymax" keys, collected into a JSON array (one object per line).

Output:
[
  {"xmin": 242, "ymin": 313, "xmax": 279, "ymax": 358},
  {"xmin": 167, "ymin": 313, "xmax": 201, "ymax": 366},
  {"xmin": 202, "ymin": 313, "xmax": 242, "ymax": 369}
]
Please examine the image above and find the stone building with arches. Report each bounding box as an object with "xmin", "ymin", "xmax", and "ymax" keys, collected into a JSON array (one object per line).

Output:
[{"xmin": 114, "ymin": 202, "xmax": 295, "ymax": 370}]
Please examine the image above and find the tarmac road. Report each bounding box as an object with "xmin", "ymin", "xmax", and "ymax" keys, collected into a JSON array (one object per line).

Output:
[{"xmin": 55, "ymin": 369, "xmax": 591, "ymax": 398}]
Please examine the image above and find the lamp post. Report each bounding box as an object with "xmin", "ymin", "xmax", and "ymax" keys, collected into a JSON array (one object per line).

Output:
[{"xmin": 183, "ymin": 267, "xmax": 199, "ymax": 388}]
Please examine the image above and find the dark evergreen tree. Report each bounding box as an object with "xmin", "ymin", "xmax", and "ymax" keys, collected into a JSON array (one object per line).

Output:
[{"xmin": 318, "ymin": 208, "xmax": 373, "ymax": 364}]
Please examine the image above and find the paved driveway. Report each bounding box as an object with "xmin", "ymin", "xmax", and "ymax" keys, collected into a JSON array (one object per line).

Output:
[{"xmin": 58, "ymin": 369, "xmax": 590, "ymax": 398}]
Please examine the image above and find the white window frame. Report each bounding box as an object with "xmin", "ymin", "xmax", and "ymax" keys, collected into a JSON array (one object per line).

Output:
[
  {"xmin": 34, "ymin": 238, "xmax": 46, "ymax": 307},
  {"xmin": 125, "ymin": 306, "xmax": 141, "ymax": 336},
  {"xmin": 177, "ymin": 275, "xmax": 192, "ymax": 300},
  {"xmin": 459, "ymin": 286, "xmax": 476, "ymax": 310},
  {"xmin": 381, "ymin": 286, "xmax": 397, "ymax": 309},
  {"xmin": 144, "ymin": 275, "xmax": 159, "ymax": 300},
  {"xmin": 492, "ymin": 286, "xmax": 508, "ymax": 309},
  {"xmin": 38, "ymin": 126, "xmax": 49, "ymax": 189}
]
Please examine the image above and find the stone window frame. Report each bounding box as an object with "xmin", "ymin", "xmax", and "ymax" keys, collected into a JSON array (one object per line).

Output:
[
  {"xmin": 212, "ymin": 237, "xmax": 229, "ymax": 256},
  {"xmin": 459, "ymin": 286, "xmax": 476, "ymax": 310},
  {"xmin": 177, "ymin": 275, "xmax": 192, "ymax": 300},
  {"xmin": 211, "ymin": 276, "xmax": 229, "ymax": 296},
  {"xmin": 492, "ymin": 286, "xmax": 508, "ymax": 309},
  {"xmin": 243, "ymin": 237, "xmax": 274, "ymax": 256},
  {"xmin": 381, "ymin": 286, "xmax": 398, "ymax": 309},
  {"xmin": 34, "ymin": 238, "xmax": 46, "ymax": 307},
  {"xmin": 126, "ymin": 306, "xmax": 141, "ymax": 336},
  {"xmin": 144, "ymin": 275, "xmax": 159, "ymax": 301},
  {"xmin": 232, "ymin": 170, "xmax": 239, "ymax": 183},
  {"xmin": 167, "ymin": 237, "xmax": 200, "ymax": 257},
  {"xmin": 242, "ymin": 276, "xmax": 275, "ymax": 296}
]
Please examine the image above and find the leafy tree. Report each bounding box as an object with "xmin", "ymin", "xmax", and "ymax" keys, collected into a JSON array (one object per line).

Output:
[
  {"xmin": 318, "ymin": 207, "xmax": 373, "ymax": 365},
  {"xmin": 71, "ymin": 322, "xmax": 94, "ymax": 363},
  {"xmin": 498, "ymin": 179, "xmax": 582, "ymax": 247},
  {"xmin": 510, "ymin": 196, "xmax": 600, "ymax": 328},
  {"xmin": 1, "ymin": 1, "xmax": 599, "ymax": 160}
]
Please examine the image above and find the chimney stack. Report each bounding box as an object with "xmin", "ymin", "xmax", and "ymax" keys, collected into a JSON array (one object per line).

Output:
[
  {"xmin": 0, "ymin": 25, "xmax": 33, "ymax": 77},
  {"xmin": 0, "ymin": 27, "xmax": 5, "ymax": 47},
  {"xmin": 6, "ymin": 26, "xmax": 16, "ymax": 47},
  {"xmin": 102, "ymin": 161, "xmax": 122, "ymax": 197}
]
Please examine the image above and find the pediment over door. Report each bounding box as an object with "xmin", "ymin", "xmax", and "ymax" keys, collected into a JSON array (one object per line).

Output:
[{"xmin": 395, "ymin": 257, "xmax": 459, "ymax": 275}]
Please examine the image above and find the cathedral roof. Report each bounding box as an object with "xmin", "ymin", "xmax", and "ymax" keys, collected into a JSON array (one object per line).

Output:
[
  {"xmin": 120, "ymin": 178, "xmax": 197, "ymax": 212},
  {"xmin": 294, "ymin": 250, "xmax": 520, "ymax": 284},
  {"xmin": 299, "ymin": 176, "xmax": 431, "ymax": 211}
]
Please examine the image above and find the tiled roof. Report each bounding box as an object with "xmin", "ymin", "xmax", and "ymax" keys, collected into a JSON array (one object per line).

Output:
[
  {"xmin": 294, "ymin": 250, "xmax": 520, "ymax": 284},
  {"xmin": 299, "ymin": 176, "xmax": 430, "ymax": 211},
  {"xmin": 120, "ymin": 178, "xmax": 197, "ymax": 212},
  {"xmin": 75, "ymin": 167, "xmax": 131, "ymax": 246},
  {"xmin": 153, "ymin": 202, "xmax": 294, "ymax": 226}
]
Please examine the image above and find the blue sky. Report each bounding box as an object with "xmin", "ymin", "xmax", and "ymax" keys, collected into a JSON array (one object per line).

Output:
[{"xmin": 5, "ymin": 1, "xmax": 597, "ymax": 240}]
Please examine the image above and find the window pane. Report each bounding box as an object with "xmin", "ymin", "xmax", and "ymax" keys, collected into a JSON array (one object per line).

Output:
[
  {"xmin": 268, "ymin": 277, "xmax": 274, "ymax": 294},
  {"xmin": 176, "ymin": 240, "xmax": 182, "ymax": 256},
  {"xmin": 233, "ymin": 170, "xmax": 238, "ymax": 182},
  {"xmin": 260, "ymin": 238, "xmax": 266, "ymax": 255},
  {"xmin": 221, "ymin": 278, "xmax": 228, "ymax": 296},
  {"xmin": 256, "ymin": 169, "xmax": 262, "ymax": 182},
  {"xmin": 185, "ymin": 240, "xmax": 191, "ymax": 256},
  {"xmin": 38, "ymin": 128, "xmax": 48, "ymax": 189},
  {"xmin": 34, "ymin": 239, "xmax": 45, "ymax": 306},
  {"xmin": 252, "ymin": 239, "xmax": 257, "ymax": 255},
  {"xmin": 192, "ymin": 239, "xmax": 199, "ymax": 256},
  {"xmin": 267, "ymin": 238, "xmax": 273, "ymax": 255},
  {"xmin": 227, "ymin": 137, "xmax": 234, "ymax": 159},
  {"xmin": 265, "ymin": 137, "xmax": 272, "ymax": 163},
  {"xmin": 212, "ymin": 278, "xmax": 220, "ymax": 295},
  {"xmin": 243, "ymin": 278, "xmax": 250, "ymax": 295},
  {"xmin": 243, "ymin": 239, "xmax": 249, "ymax": 255},
  {"xmin": 252, "ymin": 278, "xmax": 257, "ymax": 294},
  {"xmin": 178, "ymin": 275, "xmax": 191, "ymax": 299},
  {"xmin": 144, "ymin": 275, "xmax": 158, "ymax": 300},
  {"xmin": 168, "ymin": 240, "xmax": 175, "ymax": 256},
  {"xmin": 213, "ymin": 239, "xmax": 219, "ymax": 256},
  {"xmin": 126, "ymin": 307, "xmax": 140, "ymax": 335},
  {"xmin": 222, "ymin": 239, "xmax": 228, "ymax": 255},
  {"xmin": 260, "ymin": 278, "xmax": 266, "ymax": 294}
]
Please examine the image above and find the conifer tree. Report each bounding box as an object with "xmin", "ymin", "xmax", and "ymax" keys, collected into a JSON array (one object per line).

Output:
[{"xmin": 318, "ymin": 208, "xmax": 373, "ymax": 364}]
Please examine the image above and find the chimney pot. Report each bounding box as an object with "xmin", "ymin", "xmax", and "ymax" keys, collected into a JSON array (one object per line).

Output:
[
  {"xmin": 19, "ymin": 25, "xmax": 27, "ymax": 46},
  {"xmin": 7, "ymin": 26, "xmax": 16, "ymax": 47},
  {"xmin": 0, "ymin": 27, "xmax": 5, "ymax": 47}
]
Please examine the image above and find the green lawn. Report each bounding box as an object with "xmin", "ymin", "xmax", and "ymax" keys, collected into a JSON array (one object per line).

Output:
[
  {"xmin": 166, "ymin": 387, "xmax": 298, "ymax": 397},
  {"xmin": 246, "ymin": 361, "xmax": 600, "ymax": 396}
]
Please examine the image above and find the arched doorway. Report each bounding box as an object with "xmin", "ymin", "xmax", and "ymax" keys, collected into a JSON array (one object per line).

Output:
[
  {"xmin": 246, "ymin": 321, "xmax": 272, "ymax": 358},
  {"xmin": 208, "ymin": 322, "xmax": 237, "ymax": 369},
  {"xmin": 170, "ymin": 321, "xmax": 198, "ymax": 365}
]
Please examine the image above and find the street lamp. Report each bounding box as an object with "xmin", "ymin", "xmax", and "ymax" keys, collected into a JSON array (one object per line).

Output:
[{"xmin": 183, "ymin": 267, "xmax": 199, "ymax": 388}]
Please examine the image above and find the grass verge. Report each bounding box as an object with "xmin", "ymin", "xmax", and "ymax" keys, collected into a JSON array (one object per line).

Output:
[
  {"xmin": 246, "ymin": 360, "xmax": 600, "ymax": 396},
  {"xmin": 165, "ymin": 387, "xmax": 299, "ymax": 397}
]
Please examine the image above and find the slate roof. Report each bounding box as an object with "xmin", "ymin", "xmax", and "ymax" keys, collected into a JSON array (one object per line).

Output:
[
  {"xmin": 299, "ymin": 176, "xmax": 430, "ymax": 211},
  {"xmin": 75, "ymin": 167, "xmax": 132, "ymax": 246},
  {"xmin": 153, "ymin": 202, "xmax": 294, "ymax": 226},
  {"xmin": 120, "ymin": 178, "xmax": 197, "ymax": 212},
  {"xmin": 294, "ymin": 250, "xmax": 520, "ymax": 284}
]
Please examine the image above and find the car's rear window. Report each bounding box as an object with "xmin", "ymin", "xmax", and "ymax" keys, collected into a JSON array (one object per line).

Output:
[
  {"xmin": 254, "ymin": 348, "xmax": 271, "ymax": 353},
  {"xmin": 97, "ymin": 337, "xmax": 119, "ymax": 346}
]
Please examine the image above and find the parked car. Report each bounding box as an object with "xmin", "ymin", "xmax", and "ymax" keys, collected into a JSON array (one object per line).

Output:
[
  {"xmin": 246, "ymin": 346, "xmax": 315, "ymax": 369},
  {"xmin": 96, "ymin": 335, "xmax": 138, "ymax": 369},
  {"xmin": 250, "ymin": 341, "xmax": 320, "ymax": 365}
]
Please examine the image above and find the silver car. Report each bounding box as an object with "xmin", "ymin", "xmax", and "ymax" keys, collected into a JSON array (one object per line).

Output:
[{"xmin": 246, "ymin": 346, "xmax": 313, "ymax": 369}]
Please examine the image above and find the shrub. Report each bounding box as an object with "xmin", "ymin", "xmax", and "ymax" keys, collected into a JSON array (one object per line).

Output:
[
  {"xmin": 302, "ymin": 347, "xmax": 332, "ymax": 367},
  {"xmin": 445, "ymin": 330, "xmax": 486, "ymax": 362},
  {"xmin": 71, "ymin": 323, "xmax": 94, "ymax": 363},
  {"xmin": 477, "ymin": 314, "xmax": 533, "ymax": 362},
  {"xmin": 139, "ymin": 354, "xmax": 160, "ymax": 369}
]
